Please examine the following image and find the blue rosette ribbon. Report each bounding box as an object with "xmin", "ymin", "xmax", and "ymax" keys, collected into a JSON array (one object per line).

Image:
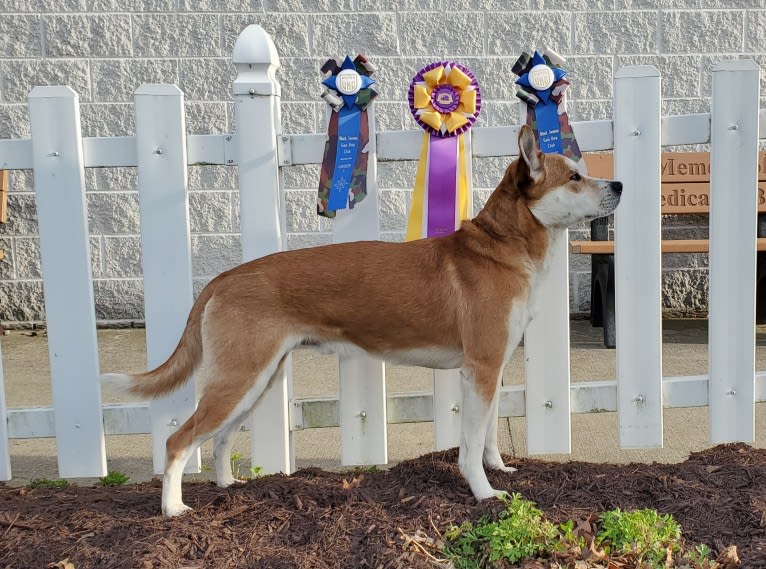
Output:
[
  {"xmin": 514, "ymin": 48, "xmax": 582, "ymax": 161},
  {"xmin": 317, "ymin": 55, "xmax": 377, "ymax": 218}
]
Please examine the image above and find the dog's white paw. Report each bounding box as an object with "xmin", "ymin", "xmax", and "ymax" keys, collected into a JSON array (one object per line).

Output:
[
  {"xmin": 492, "ymin": 465, "xmax": 517, "ymax": 474},
  {"xmin": 163, "ymin": 503, "xmax": 192, "ymax": 517},
  {"xmin": 216, "ymin": 477, "xmax": 246, "ymax": 489}
]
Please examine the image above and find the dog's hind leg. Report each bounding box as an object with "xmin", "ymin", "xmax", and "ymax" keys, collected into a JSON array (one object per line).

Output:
[
  {"xmin": 162, "ymin": 342, "xmax": 293, "ymax": 516},
  {"xmin": 213, "ymin": 417, "xmax": 247, "ymax": 488},
  {"xmin": 213, "ymin": 354, "xmax": 290, "ymax": 488},
  {"xmin": 482, "ymin": 373, "xmax": 517, "ymax": 473},
  {"xmin": 458, "ymin": 362, "xmax": 506, "ymax": 501}
]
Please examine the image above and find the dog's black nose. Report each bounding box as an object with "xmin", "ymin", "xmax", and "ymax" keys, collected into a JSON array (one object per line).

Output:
[{"xmin": 610, "ymin": 181, "xmax": 623, "ymax": 195}]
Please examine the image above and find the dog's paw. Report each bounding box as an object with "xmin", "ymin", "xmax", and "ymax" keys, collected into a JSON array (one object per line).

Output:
[
  {"xmin": 492, "ymin": 465, "xmax": 517, "ymax": 474},
  {"xmin": 163, "ymin": 503, "xmax": 192, "ymax": 517},
  {"xmin": 493, "ymin": 489, "xmax": 510, "ymax": 500},
  {"xmin": 217, "ymin": 477, "xmax": 246, "ymax": 489}
]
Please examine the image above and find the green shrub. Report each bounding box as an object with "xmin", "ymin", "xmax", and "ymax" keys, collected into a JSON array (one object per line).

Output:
[
  {"xmin": 445, "ymin": 493, "xmax": 558, "ymax": 569},
  {"xmin": 596, "ymin": 508, "xmax": 682, "ymax": 568}
]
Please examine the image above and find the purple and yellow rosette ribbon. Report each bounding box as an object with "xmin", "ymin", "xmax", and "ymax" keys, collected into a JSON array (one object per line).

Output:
[
  {"xmin": 405, "ymin": 61, "xmax": 481, "ymax": 240},
  {"xmin": 513, "ymin": 49, "xmax": 582, "ymax": 162},
  {"xmin": 317, "ymin": 55, "xmax": 377, "ymax": 218}
]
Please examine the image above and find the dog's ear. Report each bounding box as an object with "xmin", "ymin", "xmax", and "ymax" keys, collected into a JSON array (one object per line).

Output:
[{"xmin": 518, "ymin": 125, "xmax": 544, "ymax": 183}]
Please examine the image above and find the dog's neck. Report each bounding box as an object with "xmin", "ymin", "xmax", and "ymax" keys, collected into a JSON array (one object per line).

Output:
[{"xmin": 459, "ymin": 162, "xmax": 553, "ymax": 268}]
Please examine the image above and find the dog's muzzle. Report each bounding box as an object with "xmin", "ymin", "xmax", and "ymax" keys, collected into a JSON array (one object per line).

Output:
[{"xmin": 598, "ymin": 180, "xmax": 622, "ymax": 215}]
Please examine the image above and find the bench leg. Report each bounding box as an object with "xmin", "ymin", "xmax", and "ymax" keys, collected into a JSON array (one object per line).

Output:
[
  {"xmin": 757, "ymin": 251, "xmax": 766, "ymax": 325},
  {"xmin": 603, "ymin": 255, "xmax": 616, "ymax": 349}
]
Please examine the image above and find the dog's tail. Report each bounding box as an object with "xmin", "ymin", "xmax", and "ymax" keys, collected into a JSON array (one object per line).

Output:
[{"xmin": 102, "ymin": 285, "xmax": 213, "ymax": 399}]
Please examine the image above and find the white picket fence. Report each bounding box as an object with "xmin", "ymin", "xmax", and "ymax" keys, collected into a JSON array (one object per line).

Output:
[{"xmin": 0, "ymin": 25, "xmax": 764, "ymax": 481}]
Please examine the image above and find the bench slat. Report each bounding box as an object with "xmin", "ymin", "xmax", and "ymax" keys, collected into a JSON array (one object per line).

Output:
[{"xmin": 571, "ymin": 238, "xmax": 766, "ymax": 255}]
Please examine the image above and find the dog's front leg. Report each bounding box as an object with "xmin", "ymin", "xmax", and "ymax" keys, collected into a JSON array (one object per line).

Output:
[
  {"xmin": 458, "ymin": 364, "xmax": 507, "ymax": 500},
  {"xmin": 482, "ymin": 378, "xmax": 517, "ymax": 473}
]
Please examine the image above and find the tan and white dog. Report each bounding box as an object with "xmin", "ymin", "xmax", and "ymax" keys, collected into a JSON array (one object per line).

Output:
[{"xmin": 103, "ymin": 126, "xmax": 622, "ymax": 516}]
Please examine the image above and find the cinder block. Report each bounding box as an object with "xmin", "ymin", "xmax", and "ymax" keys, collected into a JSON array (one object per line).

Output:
[
  {"xmin": 379, "ymin": 190, "xmax": 407, "ymax": 232},
  {"xmin": 13, "ymin": 237, "xmax": 41, "ymax": 279},
  {"xmin": 188, "ymin": 165, "xmax": 238, "ymax": 191},
  {"xmin": 662, "ymin": 269, "xmax": 708, "ymax": 313},
  {"xmin": 0, "ymin": 15, "xmax": 40, "ymax": 58},
  {"xmin": 281, "ymin": 102, "xmax": 316, "ymax": 135},
  {"xmin": 1, "ymin": 59, "xmax": 91, "ymax": 103},
  {"xmin": 80, "ymin": 103, "xmax": 134, "ymax": 137},
  {"xmin": 312, "ymin": 13, "xmax": 398, "ymax": 57},
  {"xmin": 92, "ymin": 59, "xmax": 179, "ymax": 103},
  {"xmin": 285, "ymin": 190, "xmax": 322, "ymax": 233},
  {"xmin": 487, "ymin": 11, "xmax": 572, "ymax": 56},
  {"xmin": 189, "ymin": 191, "xmax": 233, "ymax": 233},
  {"xmin": 399, "ymin": 12, "xmax": 483, "ymax": 56},
  {"xmin": 1, "ymin": 193, "xmax": 38, "ymax": 236},
  {"xmin": 43, "ymin": 14, "xmax": 132, "ymax": 57},
  {"xmin": 102, "ymin": 235, "xmax": 143, "ymax": 278},
  {"xmin": 132, "ymin": 13, "xmax": 221, "ymax": 57},
  {"xmin": 0, "ymin": 105, "xmax": 30, "ymax": 138},
  {"xmin": 746, "ymin": 11, "xmax": 766, "ymax": 52},
  {"xmin": 180, "ymin": 58, "xmax": 234, "ymax": 102},
  {"xmin": 191, "ymin": 234, "xmax": 242, "ymax": 276},
  {"xmin": 94, "ymin": 279, "xmax": 145, "ymax": 321},
  {"xmin": 263, "ymin": 0, "xmax": 353, "ymax": 12},
  {"xmin": 0, "ymin": 280, "xmax": 45, "ymax": 322},
  {"xmin": 184, "ymin": 101, "xmax": 228, "ymax": 135},
  {"xmin": 661, "ymin": 11, "xmax": 743, "ymax": 54},
  {"xmin": 87, "ymin": 192, "xmax": 140, "ymax": 235},
  {"xmin": 286, "ymin": 232, "xmax": 331, "ymax": 250},
  {"xmin": 574, "ymin": 11, "xmax": 656, "ymax": 55}
]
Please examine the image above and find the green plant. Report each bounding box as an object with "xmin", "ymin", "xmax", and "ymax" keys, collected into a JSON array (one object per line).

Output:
[
  {"xmin": 596, "ymin": 508, "xmax": 682, "ymax": 568},
  {"xmin": 28, "ymin": 478, "xmax": 69, "ymax": 489},
  {"xmin": 99, "ymin": 471, "xmax": 130, "ymax": 486},
  {"xmin": 445, "ymin": 493, "xmax": 558, "ymax": 568},
  {"xmin": 557, "ymin": 518, "xmax": 586, "ymax": 551},
  {"xmin": 684, "ymin": 543, "xmax": 718, "ymax": 567},
  {"xmin": 230, "ymin": 452, "xmax": 264, "ymax": 480}
]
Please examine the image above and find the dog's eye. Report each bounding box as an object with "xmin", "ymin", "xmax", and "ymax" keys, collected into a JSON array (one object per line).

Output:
[{"xmin": 570, "ymin": 172, "xmax": 581, "ymax": 181}]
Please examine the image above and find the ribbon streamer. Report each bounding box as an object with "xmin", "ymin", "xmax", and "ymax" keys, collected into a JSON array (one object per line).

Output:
[
  {"xmin": 405, "ymin": 61, "xmax": 481, "ymax": 240},
  {"xmin": 318, "ymin": 55, "xmax": 377, "ymax": 218},
  {"xmin": 514, "ymin": 49, "xmax": 583, "ymax": 163}
]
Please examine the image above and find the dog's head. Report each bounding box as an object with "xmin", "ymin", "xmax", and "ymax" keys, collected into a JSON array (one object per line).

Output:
[{"xmin": 514, "ymin": 125, "xmax": 622, "ymax": 229}]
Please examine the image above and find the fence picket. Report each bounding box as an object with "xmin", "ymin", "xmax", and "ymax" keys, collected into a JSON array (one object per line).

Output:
[
  {"xmin": 432, "ymin": 131, "xmax": 475, "ymax": 451},
  {"xmin": 524, "ymin": 236, "xmax": 572, "ymax": 454},
  {"xmin": 135, "ymin": 84, "xmax": 200, "ymax": 474},
  {"xmin": 28, "ymin": 86, "xmax": 107, "ymax": 477},
  {"xmin": 708, "ymin": 60, "xmax": 760, "ymax": 443},
  {"xmin": 233, "ymin": 25, "xmax": 294, "ymax": 474},
  {"xmin": 329, "ymin": 104, "xmax": 388, "ymax": 466},
  {"xmin": 0, "ymin": 340, "xmax": 10, "ymax": 480},
  {"xmin": 613, "ymin": 66, "xmax": 663, "ymax": 448}
]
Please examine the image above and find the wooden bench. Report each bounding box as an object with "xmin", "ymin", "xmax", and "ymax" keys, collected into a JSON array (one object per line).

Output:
[
  {"xmin": 0, "ymin": 170, "xmax": 7, "ymax": 261},
  {"xmin": 570, "ymin": 151, "xmax": 766, "ymax": 348}
]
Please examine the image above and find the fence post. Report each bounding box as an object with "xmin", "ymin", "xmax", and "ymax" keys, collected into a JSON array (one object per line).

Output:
[
  {"xmin": 0, "ymin": 341, "xmax": 10, "ymax": 480},
  {"xmin": 613, "ymin": 66, "xmax": 663, "ymax": 448},
  {"xmin": 329, "ymin": 103, "xmax": 388, "ymax": 465},
  {"xmin": 28, "ymin": 86, "xmax": 107, "ymax": 477},
  {"xmin": 708, "ymin": 59, "xmax": 760, "ymax": 443},
  {"xmin": 233, "ymin": 24, "xmax": 294, "ymax": 474},
  {"xmin": 135, "ymin": 84, "xmax": 200, "ymax": 474}
]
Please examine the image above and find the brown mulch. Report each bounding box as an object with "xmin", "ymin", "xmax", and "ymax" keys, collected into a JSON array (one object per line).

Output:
[{"xmin": 1, "ymin": 443, "xmax": 764, "ymax": 568}]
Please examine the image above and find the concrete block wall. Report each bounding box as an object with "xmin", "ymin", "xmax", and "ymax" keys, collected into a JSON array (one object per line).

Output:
[{"xmin": 0, "ymin": 1, "xmax": 763, "ymax": 325}]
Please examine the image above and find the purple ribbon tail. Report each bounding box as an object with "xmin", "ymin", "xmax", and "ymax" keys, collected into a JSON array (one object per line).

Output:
[{"xmin": 426, "ymin": 135, "xmax": 459, "ymax": 238}]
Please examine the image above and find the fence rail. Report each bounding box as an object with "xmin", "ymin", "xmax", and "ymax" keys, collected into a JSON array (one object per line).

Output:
[{"xmin": 0, "ymin": 24, "xmax": 762, "ymax": 480}]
